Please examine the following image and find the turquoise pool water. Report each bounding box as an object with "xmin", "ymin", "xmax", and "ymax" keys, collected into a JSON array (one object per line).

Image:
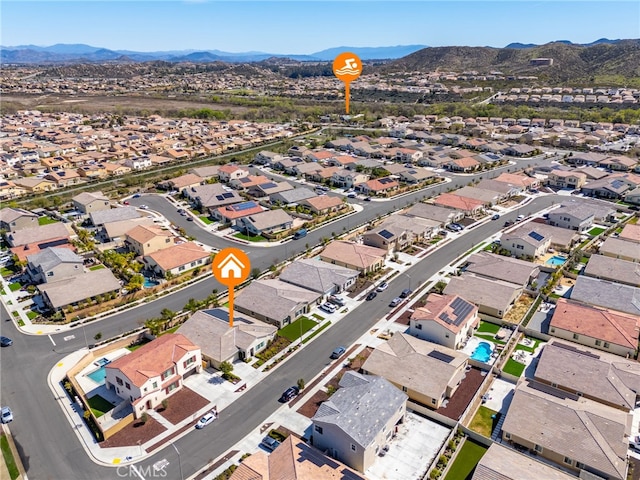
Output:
[
  {"xmin": 143, "ymin": 277, "xmax": 160, "ymax": 288},
  {"xmin": 546, "ymin": 255, "xmax": 567, "ymax": 267},
  {"xmin": 471, "ymin": 341, "xmax": 493, "ymax": 362},
  {"xmin": 87, "ymin": 366, "xmax": 106, "ymax": 384}
]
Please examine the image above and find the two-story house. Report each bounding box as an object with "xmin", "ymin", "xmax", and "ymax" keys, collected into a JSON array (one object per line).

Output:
[
  {"xmin": 26, "ymin": 247, "xmax": 84, "ymax": 284},
  {"xmin": 72, "ymin": 191, "xmax": 111, "ymax": 215},
  {"xmin": 125, "ymin": 224, "xmax": 174, "ymax": 256}
]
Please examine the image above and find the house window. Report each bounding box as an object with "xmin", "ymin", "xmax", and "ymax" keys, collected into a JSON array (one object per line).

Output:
[
  {"xmin": 314, "ymin": 425, "xmax": 323, "ymax": 434},
  {"xmin": 402, "ymin": 386, "xmax": 408, "ymax": 392},
  {"xmin": 431, "ymin": 399, "xmax": 436, "ymax": 405},
  {"xmin": 47, "ymin": 271, "xmax": 54, "ymax": 276},
  {"xmin": 564, "ymin": 457, "xmax": 573, "ymax": 465},
  {"xmin": 550, "ymin": 328, "xmax": 555, "ymax": 333},
  {"xmin": 504, "ymin": 432, "xmax": 511, "ymax": 440},
  {"xmin": 516, "ymin": 244, "xmax": 524, "ymax": 250},
  {"xmin": 595, "ymin": 340, "xmax": 601, "ymax": 346},
  {"xmin": 350, "ymin": 444, "xmax": 356, "ymax": 452},
  {"xmin": 116, "ymin": 377, "xmax": 123, "ymax": 386},
  {"xmin": 445, "ymin": 334, "xmax": 449, "ymax": 338},
  {"xmin": 416, "ymin": 324, "xmax": 422, "ymax": 330},
  {"xmin": 603, "ymin": 342, "xmax": 610, "ymax": 348},
  {"xmin": 183, "ymin": 356, "xmax": 196, "ymax": 368},
  {"xmin": 534, "ymin": 444, "xmax": 543, "ymax": 453},
  {"xmin": 178, "ymin": 266, "xmax": 185, "ymax": 271},
  {"xmin": 161, "ymin": 367, "xmax": 174, "ymax": 380},
  {"xmin": 576, "ymin": 462, "xmax": 585, "ymax": 469},
  {"xmin": 573, "ymin": 333, "xmax": 579, "ymax": 340},
  {"xmin": 152, "ymin": 382, "xmax": 157, "ymax": 389},
  {"xmin": 125, "ymin": 382, "xmax": 130, "ymax": 390}
]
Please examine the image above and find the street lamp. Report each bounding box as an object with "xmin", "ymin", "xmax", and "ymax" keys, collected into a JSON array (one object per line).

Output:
[
  {"xmin": 171, "ymin": 442, "xmax": 184, "ymax": 480},
  {"xmin": 404, "ymin": 273, "xmax": 411, "ymax": 291}
]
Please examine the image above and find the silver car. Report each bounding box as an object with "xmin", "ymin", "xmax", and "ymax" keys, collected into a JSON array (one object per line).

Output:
[{"xmin": 1, "ymin": 406, "xmax": 13, "ymax": 423}]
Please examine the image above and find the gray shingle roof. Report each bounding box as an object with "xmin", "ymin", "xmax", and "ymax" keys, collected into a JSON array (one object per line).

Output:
[
  {"xmin": 465, "ymin": 252, "xmax": 539, "ymax": 287},
  {"xmin": 240, "ymin": 209, "xmax": 293, "ymax": 231},
  {"xmin": 599, "ymin": 237, "xmax": 640, "ymax": 262},
  {"xmin": 7, "ymin": 222, "xmax": 73, "ymax": 247},
  {"xmin": 0, "ymin": 207, "xmax": 37, "ymax": 224},
  {"xmin": 235, "ymin": 279, "xmax": 320, "ymax": 322},
  {"xmin": 279, "ymin": 258, "xmax": 358, "ymax": 294},
  {"xmin": 90, "ymin": 206, "xmax": 141, "ymax": 226},
  {"xmin": 38, "ymin": 269, "xmax": 120, "ymax": 309},
  {"xmin": 269, "ymin": 187, "xmax": 317, "ymax": 204},
  {"xmin": 27, "ymin": 247, "xmax": 82, "ymax": 271},
  {"xmin": 443, "ymin": 274, "xmax": 521, "ymax": 314},
  {"xmin": 584, "ymin": 254, "xmax": 640, "ymax": 287},
  {"xmin": 570, "ymin": 275, "xmax": 640, "ymax": 316},
  {"xmin": 312, "ymin": 371, "xmax": 407, "ymax": 448}
]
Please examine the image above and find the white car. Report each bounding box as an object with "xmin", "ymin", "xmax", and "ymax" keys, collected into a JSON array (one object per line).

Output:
[
  {"xmin": 1, "ymin": 406, "xmax": 13, "ymax": 423},
  {"xmin": 139, "ymin": 205, "xmax": 149, "ymax": 210},
  {"xmin": 319, "ymin": 302, "xmax": 337, "ymax": 314},
  {"xmin": 195, "ymin": 412, "xmax": 216, "ymax": 429}
]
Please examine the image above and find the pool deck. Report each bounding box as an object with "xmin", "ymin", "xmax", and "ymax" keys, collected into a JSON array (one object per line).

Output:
[
  {"xmin": 75, "ymin": 348, "xmax": 131, "ymax": 398},
  {"xmin": 461, "ymin": 336, "xmax": 499, "ymax": 366}
]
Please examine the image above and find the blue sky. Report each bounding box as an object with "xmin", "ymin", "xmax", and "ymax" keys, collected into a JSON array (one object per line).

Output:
[{"xmin": 2, "ymin": 1, "xmax": 639, "ymax": 54}]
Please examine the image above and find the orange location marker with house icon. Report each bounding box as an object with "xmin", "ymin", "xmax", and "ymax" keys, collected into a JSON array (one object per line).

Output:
[
  {"xmin": 333, "ymin": 52, "xmax": 362, "ymax": 114},
  {"xmin": 212, "ymin": 248, "xmax": 251, "ymax": 328}
]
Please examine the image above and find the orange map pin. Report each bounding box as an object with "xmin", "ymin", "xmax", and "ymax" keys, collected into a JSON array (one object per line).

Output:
[
  {"xmin": 333, "ymin": 52, "xmax": 362, "ymax": 114},
  {"xmin": 212, "ymin": 248, "xmax": 251, "ymax": 327}
]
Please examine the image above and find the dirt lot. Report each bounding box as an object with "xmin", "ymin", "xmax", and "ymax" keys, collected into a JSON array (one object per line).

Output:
[
  {"xmin": 100, "ymin": 416, "xmax": 166, "ymax": 448},
  {"xmin": 503, "ymin": 294, "xmax": 534, "ymax": 324},
  {"xmin": 2, "ymin": 93, "xmax": 249, "ymax": 116},
  {"xmin": 436, "ymin": 367, "xmax": 485, "ymax": 421},
  {"xmin": 157, "ymin": 387, "xmax": 211, "ymax": 425}
]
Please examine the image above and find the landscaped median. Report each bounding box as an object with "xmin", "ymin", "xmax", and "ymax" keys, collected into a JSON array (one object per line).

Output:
[{"xmin": 1, "ymin": 429, "xmax": 25, "ymax": 480}]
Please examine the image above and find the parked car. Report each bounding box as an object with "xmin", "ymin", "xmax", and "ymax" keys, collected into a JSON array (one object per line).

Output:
[
  {"xmin": 347, "ymin": 193, "xmax": 357, "ymax": 199},
  {"xmin": 389, "ymin": 297, "xmax": 403, "ymax": 307},
  {"xmin": 132, "ymin": 193, "xmax": 141, "ymax": 198},
  {"xmin": 1, "ymin": 406, "xmax": 13, "ymax": 423},
  {"xmin": 400, "ymin": 289, "xmax": 412, "ymax": 298},
  {"xmin": 503, "ymin": 220, "xmax": 514, "ymax": 227},
  {"xmin": 122, "ymin": 201, "xmax": 130, "ymax": 205},
  {"xmin": 293, "ymin": 229, "xmax": 307, "ymax": 240},
  {"xmin": 195, "ymin": 412, "xmax": 216, "ymax": 429},
  {"xmin": 366, "ymin": 291, "xmax": 377, "ymax": 301},
  {"xmin": 376, "ymin": 282, "xmax": 388, "ymax": 292},
  {"xmin": 186, "ymin": 217, "xmax": 194, "ymax": 222},
  {"xmin": 279, "ymin": 386, "xmax": 299, "ymax": 403},
  {"xmin": 0, "ymin": 336, "xmax": 13, "ymax": 347},
  {"xmin": 516, "ymin": 214, "xmax": 525, "ymax": 222},
  {"xmin": 260, "ymin": 435, "xmax": 281, "ymax": 452},
  {"xmin": 328, "ymin": 295, "xmax": 346, "ymax": 307},
  {"xmin": 319, "ymin": 302, "xmax": 337, "ymax": 314},
  {"xmin": 330, "ymin": 346, "xmax": 346, "ymax": 359},
  {"xmin": 139, "ymin": 205, "xmax": 148, "ymax": 210},
  {"xmin": 364, "ymin": 197, "xmax": 371, "ymax": 202},
  {"xmin": 450, "ymin": 223, "xmax": 464, "ymax": 231},
  {"xmin": 446, "ymin": 224, "xmax": 460, "ymax": 232},
  {"xmin": 491, "ymin": 214, "xmax": 500, "ymax": 220}
]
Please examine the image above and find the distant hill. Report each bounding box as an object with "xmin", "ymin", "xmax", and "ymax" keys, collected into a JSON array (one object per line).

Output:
[
  {"xmin": 310, "ymin": 45, "xmax": 428, "ymax": 61},
  {"xmin": 505, "ymin": 38, "xmax": 627, "ymax": 49},
  {"xmin": 388, "ymin": 41, "xmax": 640, "ymax": 81}
]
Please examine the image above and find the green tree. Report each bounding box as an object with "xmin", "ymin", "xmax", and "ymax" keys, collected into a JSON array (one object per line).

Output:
[
  {"xmin": 126, "ymin": 274, "xmax": 144, "ymax": 292},
  {"xmin": 219, "ymin": 361, "xmax": 234, "ymax": 379}
]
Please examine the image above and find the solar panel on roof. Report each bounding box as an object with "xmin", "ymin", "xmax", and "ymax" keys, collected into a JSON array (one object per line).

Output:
[
  {"xmin": 529, "ymin": 231, "xmax": 545, "ymax": 242},
  {"xmin": 260, "ymin": 182, "xmax": 278, "ymax": 189},
  {"xmin": 378, "ymin": 229, "xmax": 394, "ymax": 239},
  {"xmin": 611, "ymin": 179, "xmax": 625, "ymax": 189},
  {"xmin": 215, "ymin": 194, "xmax": 225, "ymax": 201},
  {"xmin": 222, "ymin": 192, "xmax": 234, "ymax": 199},
  {"xmin": 427, "ymin": 351, "xmax": 456, "ymax": 364},
  {"xmin": 231, "ymin": 201, "xmax": 257, "ymax": 211},
  {"xmin": 379, "ymin": 178, "xmax": 393, "ymax": 184}
]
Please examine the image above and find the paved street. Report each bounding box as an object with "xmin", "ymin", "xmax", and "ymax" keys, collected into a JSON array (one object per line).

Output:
[{"xmin": 0, "ymin": 153, "xmax": 560, "ymax": 480}]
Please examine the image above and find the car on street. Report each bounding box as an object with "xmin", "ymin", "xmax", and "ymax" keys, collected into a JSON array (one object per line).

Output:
[
  {"xmin": 132, "ymin": 193, "xmax": 141, "ymax": 198},
  {"xmin": 279, "ymin": 386, "xmax": 300, "ymax": 402},
  {"xmin": 195, "ymin": 412, "xmax": 216, "ymax": 429},
  {"xmin": 122, "ymin": 201, "xmax": 130, "ymax": 205},
  {"xmin": 260, "ymin": 435, "xmax": 281, "ymax": 452},
  {"xmin": 347, "ymin": 193, "xmax": 357, "ymax": 199},
  {"xmin": 503, "ymin": 220, "xmax": 515, "ymax": 227},
  {"xmin": 1, "ymin": 406, "xmax": 13, "ymax": 423},
  {"xmin": 0, "ymin": 336, "xmax": 13, "ymax": 347},
  {"xmin": 376, "ymin": 282, "xmax": 388, "ymax": 292},
  {"xmin": 446, "ymin": 223, "xmax": 463, "ymax": 232},
  {"xmin": 491, "ymin": 214, "xmax": 500, "ymax": 220},
  {"xmin": 139, "ymin": 205, "xmax": 148, "ymax": 210},
  {"xmin": 400, "ymin": 289, "xmax": 412, "ymax": 298},
  {"xmin": 328, "ymin": 295, "xmax": 346, "ymax": 307},
  {"xmin": 186, "ymin": 217, "xmax": 194, "ymax": 221},
  {"xmin": 389, "ymin": 297, "xmax": 403, "ymax": 307},
  {"xmin": 364, "ymin": 196, "xmax": 371, "ymax": 201},
  {"xmin": 330, "ymin": 346, "xmax": 346, "ymax": 359},
  {"xmin": 366, "ymin": 291, "xmax": 377, "ymax": 301},
  {"xmin": 319, "ymin": 302, "xmax": 337, "ymax": 314},
  {"xmin": 516, "ymin": 214, "xmax": 525, "ymax": 222}
]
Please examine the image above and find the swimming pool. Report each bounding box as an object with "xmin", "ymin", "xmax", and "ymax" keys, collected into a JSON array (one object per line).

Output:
[
  {"xmin": 87, "ymin": 366, "xmax": 106, "ymax": 384},
  {"xmin": 143, "ymin": 277, "xmax": 160, "ymax": 288},
  {"xmin": 471, "ymin": 341, "xmax": 493, "ymax": 363},
  {"xmin": 546, "ymin": 255, "xmax": 567, "ymax": 267}
]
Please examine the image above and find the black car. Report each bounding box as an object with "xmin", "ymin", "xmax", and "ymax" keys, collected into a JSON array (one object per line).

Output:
[
  {"xmin": 504, "ymin": 220, "xmax": 515, "ymax": 227},
  {"xmin": 400, "ymin": 289, "xmax": 413, "ymax": 298},
  {"xmin": 491, "ymin": 214, "xmax": 500, "ymax": 220},
  {"xmin": 366, "ymin": 291, "xmax": 377, "ymax": 301},
  {"xmin": 279, "ymin": 386, "xmax": 300, "ymax": 402},
  {"xmin": 0, "ymin": 336, "xmax": 13, "ymax": 347}
]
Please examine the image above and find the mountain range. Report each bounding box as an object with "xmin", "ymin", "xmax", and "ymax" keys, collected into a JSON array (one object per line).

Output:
[{"xmin": 0, "ymin": 44, "xmax": 428, "ymax": 64}]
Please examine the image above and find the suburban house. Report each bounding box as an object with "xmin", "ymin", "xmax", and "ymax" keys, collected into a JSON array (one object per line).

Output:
[
  {"xmin": 124, "ymin": 225, "xmax": 174, "ymax": 256},
  {"xmin": 433, "ymin": 193, "xmax": 485, "ymax": 216},
  {"xmin": 620, "ymin": 223, "xmax": 640, "ymax": 243},
  {"xmin": 217, "ymin": 165, "xmax": 249, "ymax": 183},
  {"xmin": 299, "ymin": 195, "xmax": 345, "ymax": 215},
  {"xmin": 268, "ymin": 187, "xmax": 316, "ymax": 206},
  {"xmin": 464, "ymin": 252, "xmax": 539, "ymax": 288},
  {"xmin": 570, "ymin": 275, "xmax": 640, "ymax": 317},
  {"xmin": 253, "ymin": 150, "xmax": 283, "ymax": 166},
  {"xmin": 235, "ymin": 279, "xmax": 321, "ymax": 328},
  {"xmin": 584, "ymin": 254, "xmax": 640, "ymax": 287},
  {"xmin": 311, "ymin": 371, "xmax": 407, "ymax": 473},
  {"xmin": 101, "ymin": 217, "xmax": 154, "ymax": 244},
  {"xmin": 501, "ymin": 380, "xmax": 629, "ymax": 480},
  {"xmin": 453, "ymin": 186, "xmax": 502, "ymax": 206},
  {"xmin": 471, "ymin": 443, "xmax": 581, "ymax": 480},
  {"xmin": 105, "ymin": 334, "xmax": 202, "ymax": 419},
  {"xmin": 399, "ymin": 168, "xmax": 436, "ymax": 184},
  {"xmin": 624, "ymin": 186, "xmax": 640, "ymax": 205},
  {"xmin": 213, "ymin": 201, "xmax": 264, "ymax": 224},
  {"xmin": 475, "ymin": 178, "xmax": 522, "ymax": 199},
  {"xmin": 362, "ymin": 333, "xmax": 469, "ymax": 409},
  {"xmin": 177, "ymin": 308, "xmax": 277, "ymax": 368},
  {"xmin": 0, "ymin": 207, "xmax": 38, "ymax": 231},
  {"xmin": 363, "ymin": 222, "xmax": 410, "ymax": 252},
  {"xmin": 235, "ymin": 209, "xmax": 294, "ymax": 236},
  {"xmin": 535, "ymin": 339, "xmax": 640, "ymax": 411},
  {"xmin": 494, "ymin": 172, "xmax": 540, "ymax": 191},
  {"xmin": 549, "ymin": 298, "xmax": 639, "ymax": 357},
  {"xmin": 6, "ymin": 222, "xmax": 73, "ymax": 248},
  {"xmin": 38, "ymin": 268, "xmax": 121, "ymax": 311},
  {"xmin": 409, "ymin": 294, "xmax": 479, "ymax": 349},
  {"xmin": 502, "ymin": 226, "xmax": 551, "ymax": 259},
  {"xmin": 26, "ymin": 247, "xmax": 84, "ymax": 284},
  {"xmin": 356, "ymin": 177, "xmax": 400, "ymax": 196},
  {"xmin": 330, "ymin": 169, "xmax": 370, "ymax": 189},
  {"xmin": 547, "ymin": 204, "xmax": 595, "ymax": 232},
  {"xmin": 183, "ymin": 184, "xmax": 243, "ymax": 211},
  {"xmin": 546, "ymin": 170, "xmax": 587, "ymax": 189},
  {"xmin": 320, "ymin": 240, "xmax": 387, "ymax": 275},
  {"xmin": 522, "ymin": 222, "xmax": 580, "ymax": 252},
  {"xmin": 404, "ymin": 203, "xmax": 464, "ymax": 227},
  {"xmin": 444, "ymin": 274, "xmax": 523, "ymax": 318},
  {"xmin": 229, "ymin": 174, "xmax": 271, "ymax": 191},
  {"xmin": 599, "ymin": 236, "xmax": 640, "ymax": 262},
  {"xmin": 89, "ymin": 207, "xmax": 141, "ymax": 227},
  {"xmin": 158, "ymin": 173, "xmax": 202, "ymax": 192},
  {"xmin": 143, "ymin": 241, "xmax": 211, "ymax": 278},
  {"xmin": 278, "ymin": 258, "xmax": 358, "ymax": 297}
]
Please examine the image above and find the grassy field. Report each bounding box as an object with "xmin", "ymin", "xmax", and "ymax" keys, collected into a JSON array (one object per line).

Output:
[
  {"xmin": 444, "ymin": 439, "xmax": 488, "ymax": 480},
  {"xmin": 278, "ymin": 316, "xmax": 317, "ymax": 342},
  {"xmin": 503, "ymin": 358, "xmax": 526, "ymax": 377},
  {"xmin": 38, "ymin": 216, "xmax": 58, "ymax": 226},
  {"xmin": 87, "ymin": 395, "xmax": 115, "ymax": 418},
  {"xmin": 468, "ymin": 406, "xmax": 498, "ymax": 437},
  {"xmin": 0, "ymin": 433, "xmax": 20, "ymax": 480}
]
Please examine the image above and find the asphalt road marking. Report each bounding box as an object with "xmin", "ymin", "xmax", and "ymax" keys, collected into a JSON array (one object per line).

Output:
[
  {"xmin": 153, "ymin": 459, "xmax": 169, "ymax": 472},
  {"xmin": 63, "ymin": 334, "xmax": 75, "ymax": 341},
  {"xmin": 48, "ymin": 335, "xmax": 56, "ymax": 346},
  {"xmin": 129, "ymin": 464, "xmax": 146, "ymax": 480}
]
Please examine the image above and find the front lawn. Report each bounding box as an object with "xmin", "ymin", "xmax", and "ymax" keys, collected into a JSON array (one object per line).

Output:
[
  {"xmin": 26, "ymin": 311, "xmax": 38, "ymax": 320},
  {"xmin": 0, "ymin": 267, "xmax": 13, "ymax": 277},
  {"xmin": 38, "ymin": 216, "xmax": 58, "ymax": 226},
  {"xmin": 87, "ymin": 394, "xmax": 115, "ymax": 418},
  {"xmin": 503, "ymin": 358, "xmax": 526, "ymax": 377},
  {"xmin": 469, "ymin": 406, "xmax": 499, "ymax": 437},
  {"xmin": 8, "ymin": 282, "xmax": 21, "ymax": 292},
  {"xmin": 89, "ymin": 264, "xmax": 106, "ymax": 271},
  {"xmin": 587, "ymin": 227, "xmax": 605, "ymax": 236},
  {"xmin": 444, "ymin": 439, "xmax": 488, "ymax": 480},
  {"xmin": 234, "ymin": 232, "xmax": 267, "ymax": 242},
  {"xmin": 477, "ymin": 321, "xmax": 500, "ymax": 334},
  {"xmin": 199, "ymin": 215, "xmax": 214, "ymax": 225},
  {"xmin": 278, "ymin": 316, "xmax": 317, "ymax": 342}
]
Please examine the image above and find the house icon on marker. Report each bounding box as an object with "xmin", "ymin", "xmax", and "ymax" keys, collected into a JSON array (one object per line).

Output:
[{"xmin": 218, "ymin": 253, "xmax": 245, "ymax": 279}]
